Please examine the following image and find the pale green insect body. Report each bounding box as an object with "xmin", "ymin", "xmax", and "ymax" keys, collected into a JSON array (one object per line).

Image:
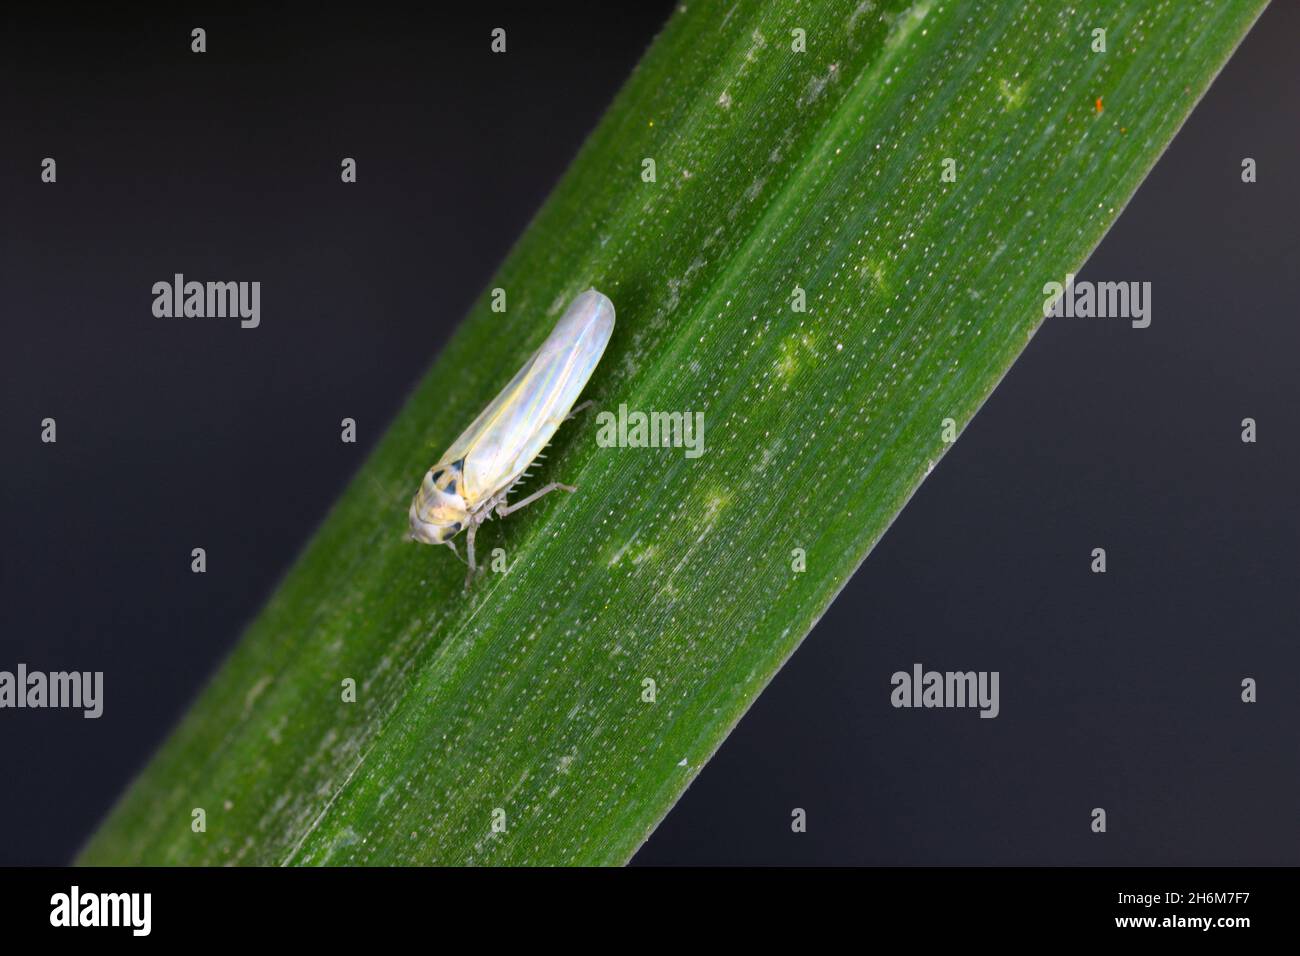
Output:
[{"xmin": 409, "ymin": 289, "xmax": 615, "ymax": 582}]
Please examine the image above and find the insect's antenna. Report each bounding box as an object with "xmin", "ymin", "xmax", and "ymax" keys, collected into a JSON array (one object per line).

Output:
[
  {"xmin": 359, "ymin": 468, "xmax": 397, "ymax": 506},
  {"xmin": 444, "ymin": 539, "xmax": 467, "ymax": 565}
]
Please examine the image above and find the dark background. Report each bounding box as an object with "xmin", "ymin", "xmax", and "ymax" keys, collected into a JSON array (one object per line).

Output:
[{"xmin": 1, "ymin": 3, "xmax": 1296, "ymax": 866}]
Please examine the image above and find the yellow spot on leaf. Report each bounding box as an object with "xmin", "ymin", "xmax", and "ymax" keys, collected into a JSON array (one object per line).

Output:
[{"xmin": 997, "ymin": 78, "xmax": 1027, "ymax": 110}]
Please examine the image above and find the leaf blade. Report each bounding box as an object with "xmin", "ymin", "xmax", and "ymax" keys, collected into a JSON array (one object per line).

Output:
[{"xmin": 81, "ymin": 0, "xmax": 1267, "ymax": 866}]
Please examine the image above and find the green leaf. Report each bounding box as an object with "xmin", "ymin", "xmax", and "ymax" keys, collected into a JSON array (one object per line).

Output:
[{"xmin": 81, "ymin": 0, "xmax": 1266, "ymax": 865}]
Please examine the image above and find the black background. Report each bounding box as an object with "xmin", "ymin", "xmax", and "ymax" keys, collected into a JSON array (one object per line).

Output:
[{"xmin": 1, "ymin": 3, "xmax": 1296, "ymax": 866}]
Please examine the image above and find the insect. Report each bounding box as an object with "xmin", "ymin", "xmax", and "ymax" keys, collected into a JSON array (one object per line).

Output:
[{"xmin": 408, "ymin": 289, "xmax": 615, "ymax": 586}]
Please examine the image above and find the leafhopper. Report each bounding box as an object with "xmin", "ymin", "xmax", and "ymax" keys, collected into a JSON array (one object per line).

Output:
[{"xmin": 408, "ymin": 289, "xmax": 615, "ymax": 585}]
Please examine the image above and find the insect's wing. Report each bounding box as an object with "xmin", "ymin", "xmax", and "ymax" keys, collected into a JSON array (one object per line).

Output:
[
  {"xmin": 446, "ymin": 290, "xmax": 615, "ymax": 504},
  {"xmin": 437, "ymin": 349, "xmax": 537, "ymax": 466}
]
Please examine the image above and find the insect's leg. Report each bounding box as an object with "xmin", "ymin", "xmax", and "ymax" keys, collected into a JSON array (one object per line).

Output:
[
  {"xmin": 564, "ymin": 400, "xmax": 594, "ymax": 422},
  {"xmin": 531, "ymin": 402, "xmax": 594, "ymax": 462},
  {"xmin": 496, "ymin": 482, "xmax": 577, "ymax": 518},
  {"xmin": 464, "ymin": 522, "xmax": 478, "ymax": 590}
]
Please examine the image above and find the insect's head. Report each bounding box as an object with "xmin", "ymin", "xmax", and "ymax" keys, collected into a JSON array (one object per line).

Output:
[{"xmin": 408, "ymin": 465, "xmax": 468, "ymax": 545}]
